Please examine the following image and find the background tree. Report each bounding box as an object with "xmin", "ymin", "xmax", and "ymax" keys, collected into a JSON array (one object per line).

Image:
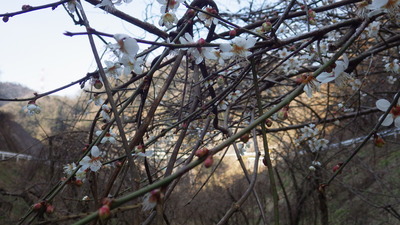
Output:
[{"xmin": 1, "ymin": 0, "xmax": 400, "ymax": 224}]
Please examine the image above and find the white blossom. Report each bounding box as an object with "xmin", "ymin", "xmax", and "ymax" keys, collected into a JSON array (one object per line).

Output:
[
  {"xmin": 367, "ymin": 0, "xmax": 400, "ymax": 15},
  {"xmin": 376, "ymin": 97, "xmax": 400, "ymax": 127},
  {"xmin": 308, "ymin": 138, "xmax": 329, "ymax": 152},
  {"xmin": 387, "ymin": 75, "xmax": 397, "ymax": 84},
  {"xmin": 112, "ymin": 34, "xmax": 139, "ymax": 61},
  {"xmin": 179, "ymin": 33, "xmax": 216, "ymax": 64},
  {"xmin": 24, "ymin": 101, "xmax": 41, "ymax": 116},
  {"xmin": 79, "ymin": 146, "xmax": 102, "ymax": 172},
  {"xmin": 220, "ymin": 37, "xmax": 256, "ymax": 59},
  {"xmin": 317, "ymin": 54, "xmax": 350, "ymax": 87},
  {"xmin": 120, "ymin": 55, "xmax": 144, "ymax": 75},
  {"xmin": 277, "ymin": 48, "xmax": 290, "ymax": 58},
  {"xmin": 303, "ymin": 77, "xmax": 321, "ymax": 98},
  {"xmin": 88, "ymin": 94, "xmax": 104, "ymax": 106},
  {"xmin": 101, "ymin": 104, "xmax": 112, "ymax": 122},
  {"xmin": 312, "ymin": 161, "xmax": 322, "ymax": 166},
  {"xmin": 63, "ymin": 162, "xmax": 78, "ymax": 176},
  {"xmin": 366, "ymin": 21, "xmax": 381, "ymax": 38},
  {"xmin": 157, "ymin": 0, "xmax": 183, "ymax": 13},
  {"xmin": 96, "ymin": 130, "xmax": 117, "ymax": 144},
  {"xmin": 159, "ymin": 12, "xmax": 178, "ymax": 29},
  {"xmin": 198, "ymin": 7, "xmax": 219, "ymax": 27},
  {"xmin": 385, "ymin": 59, "xmax": 400, "ymax": 74},
  {"xmin": 299, "ymin": 124, "xmax": 319, "ymax": 141}
]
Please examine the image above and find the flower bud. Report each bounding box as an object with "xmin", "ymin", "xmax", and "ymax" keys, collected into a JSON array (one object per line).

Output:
[
  {"xmin": 33, "ymin": 202, "xmax": 45, "ymax": 211},
  {"xmin": 262, "ymin": 157, "xmax": 267, "ymax": 166},
  {"xmin": 197, "ymin": 38, "xmax": 206, "ymax": 45},
  {"xmin": 217, "ymin": 75, "xmax": 225, "ymax": 86},
  {"xmin": 373, "ymin": 134, "xmax": 385, "ymax": 147},
  {"xmin": 204, "ymin": 155, "xmax": 214, "ymax": 168},
  {"xmin": 240, "ymin": 133, "xmax": 250, "ymax": 143},
  {"xmin": 98, "ymin": 205, "xmax": 111, "ymax": 220},
  {"xmin": 265, "ymin": 119, "xmax": 273, "ymax": 127},
  {"xmin": 206, "ymin": 7, "xmax": 217, "ymax": 15},
  {"xmin": 229, "ymin": 29, "xmax": 237, "ymax": 37},
  {"xmin": 318, "ymin": 184, "xmax": 328, "ymax": 193},
  {"xmin": 75, "ymin": 179, "xmax": 83, "ymax": 187},
  {"xmin": 332, "ymin": 162, "xmax": 343, "ymax": 173},
  {"xmin": 3, "ymin": 16, "xmax": 9, "ymax": 23},
  {"xmin": 308, "ymin": 17, "xmax": 316, "ymax": 25},
  {"xmin": 195, "ymin": 147, "xmax": 209, "ymax": 157},
  {"xmin": 308, "ymin": 9, "xmax": 316, "ymax": 18},
  {"xmin": 309, "ymin": 166, "xmax": 316, "ymax": 171},
  {"xmin": 277, "ymin": 105, "xmax": 289, "ymax": 120},
  {"xmin": 45, "ymin": 204, "xmax": 55, "ymax": 214},
  {"xmin": 137, "ymin": 144, "xmax": 145, "ymax": 151},
  {"xmin": 186, "ymin": 9, "xmax": 195, "ymax": 17},
  {"xmin": 22, "ymin": 5, "xmax": 33, "ymax": 11},
  {"xmin": 262, "ymin": 21, "xmax": 272, "ymax": 32},
  {"xmin": 277, "ymin": 110, "xmax": 288, "ymax": 120},
  {"xmin": 94, "ymin": 79, "xmax": 103, "ymax": 89},
  {"xmin": 115, "ymin": 161, "xmax": 123, "ymax": 168},
  {"xmin": 147, "ymin": 189, "xmax": 163, "ymax": 206}
]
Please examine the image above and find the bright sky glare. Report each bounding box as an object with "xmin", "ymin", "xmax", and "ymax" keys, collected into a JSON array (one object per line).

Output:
[{"xmin": 0, "ymin": 0, "xmax": 266, "ymax": 97}]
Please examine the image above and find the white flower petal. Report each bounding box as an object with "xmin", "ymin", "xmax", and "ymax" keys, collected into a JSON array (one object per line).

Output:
[
  {"xmin": 342, "ymin": 54, "xmax": 349, "ymax": 68},
  {"xmin": 304, "ymin": 84, "xmax": 313, "ymax": 98},
  {"xmin": 219, "ymin": 43, "xmax": 232, "ymax": 52},
  {"xmin": 376, "ymin": 99, "xmax": 391, "ymax": 111},
  {"xmin": 109, "ymin": 137, "xmax": 116, "ymax": 144},
  {"xmin": 316, "ymin": 72, "xmax": 335, "ymax": 83},
  {"xmin": 380, "ymin": 113, "xmax": 394, "ymax": 126},
  {"xmin": 244, "ymin": 37, "xmax": 257, "ymax": 49},
  {"xmin": 91, "ymin": 146, "xmax": 101, "ymax": 157},
  {"xmin": 79, "ymin": 156, "xmax": 91, "ymax": 170},
  {"xmin": 90, "ymin": 160, "xmax": 102, "ymax": 172},
  {"xmin": 114, "ymin": 33, "xmax": 129, "ymax": 42},
  {"xmin": 124, "ymin": 37, "xmax": 139, "ymax": 57},
  {"xmin": 395, "ymin": 117, "xmax": 400, "ymax": 128}
]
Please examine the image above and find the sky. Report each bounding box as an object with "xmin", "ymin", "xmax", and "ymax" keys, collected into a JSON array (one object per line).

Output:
[
  {"xmin": 0, "ymin": 0, "xmax": 153, "ymax": 97},
  {"xmin": 0, "ymin": 0, "xmax": 263, "ymax": 97}
]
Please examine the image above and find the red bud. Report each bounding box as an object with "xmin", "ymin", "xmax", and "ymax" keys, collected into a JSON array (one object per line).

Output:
[
  {"xmin": 186, "ymin": 9, "xmax": 195, "ymax": 17},
  {"xmin": 229, "ymin": 29, "xmax": 237, "ymax": 37},
  {"xmin": 195, "ymin": 147, "xmax": 209, "ymax": 157},
  {"xmin": 373, "ymin": 134, "xmax": 385, "ymax": 147},
  {"xmin": 197, "ymin": 38, "xmax": 206, "ymax": 45},
  {"xmin": 45, "ymin": 204, "xmax": 55, "ymax": 214},
  {"xmin": 332, "ymin": 162, "xmax": 343, "ymax": 173},
  {"xmin": 33, "ymin": 202, "xmax": 45, "ymax": 211},
  {"xmin": 204, "ymin": 155, "xmax": 214, "ymax": 168},
  {"xmin": 98, "ymin": 205, "xmax": 111, "ymax": 220},
  {"xmin": 75, "ymin": 180, "xmax": 83, "ymax": 187},
  {"xmin": 240, "ymin": 133, "xmax": 250, "ymax": 143}
]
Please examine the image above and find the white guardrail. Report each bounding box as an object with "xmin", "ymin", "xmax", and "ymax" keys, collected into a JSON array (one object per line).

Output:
[{"xmin": 0, "ymin": 150, "xmax": 35, "ymax": 162}]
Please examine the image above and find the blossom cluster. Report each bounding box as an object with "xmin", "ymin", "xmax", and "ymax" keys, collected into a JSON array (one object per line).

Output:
[
  {"xmin": 376, "ymin": 97, "xmax": 400, "ymax": 128},
  {"xmin": 296, "ymin": 124, "xmax": 329, "ymax": 152}
]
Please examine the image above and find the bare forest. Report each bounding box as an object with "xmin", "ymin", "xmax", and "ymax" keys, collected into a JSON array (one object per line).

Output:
[{"xmin": 1, "ymin": 0, "xmax": 400, "ymax": 224}]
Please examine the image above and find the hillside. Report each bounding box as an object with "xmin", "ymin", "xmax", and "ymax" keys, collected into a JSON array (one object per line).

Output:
[{"xmin": 0, "ymin": 82, "xmax": 35, "ymax": 106}]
